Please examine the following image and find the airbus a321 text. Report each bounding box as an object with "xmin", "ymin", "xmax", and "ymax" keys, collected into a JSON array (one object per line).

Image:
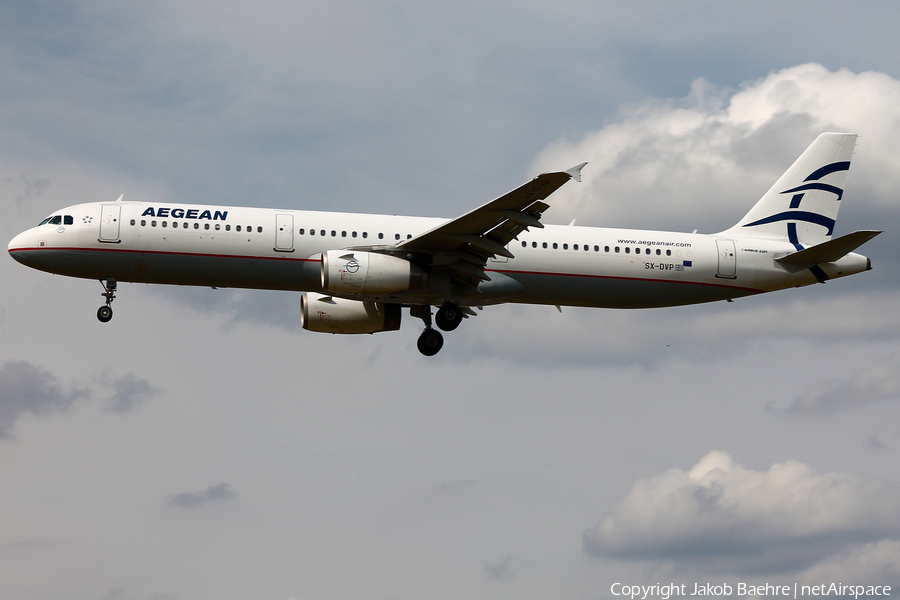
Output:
[{"xmin": 8, "ymin": 133, "xmax": 881, "ymax": 356}]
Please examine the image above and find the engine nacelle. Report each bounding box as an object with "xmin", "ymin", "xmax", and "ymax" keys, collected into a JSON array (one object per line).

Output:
[
  {"xmin": 321, "ymin": 250, "xmax": 425, "ymax": 295},
  {"xmin": 301, "ymin": 292, "xmax": 401, "ymax": 334}
]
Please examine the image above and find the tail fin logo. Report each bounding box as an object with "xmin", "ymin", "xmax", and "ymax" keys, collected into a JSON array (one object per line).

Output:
[{"xmin": 742, "ymin": 161, "xmax": 851, "ymax": 241}]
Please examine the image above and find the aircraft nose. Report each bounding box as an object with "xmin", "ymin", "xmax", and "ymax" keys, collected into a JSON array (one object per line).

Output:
[{"xmin": 8, "ymin": 231, "xmax": 33, "ymax": 265}]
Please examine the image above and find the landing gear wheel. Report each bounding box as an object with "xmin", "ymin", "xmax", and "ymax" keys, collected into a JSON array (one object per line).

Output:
[
  {"xmin": 417, "ymin": 328, "xmax": 444, "ymax": 356},
  {"xmin": 435, "ymin": 302, "xmax": 463, "ymax": 332},
  {"xmin": 97, "ymin": 278, "xmax": 117, "ymax": 323},
  {"xmin": 97, "ymin": 305, "xmax": 113, "ymax": 323}
]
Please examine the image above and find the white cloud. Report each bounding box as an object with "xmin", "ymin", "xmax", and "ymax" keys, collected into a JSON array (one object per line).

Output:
[
  {"xmin": 532, "ymin": 64, "xmax": 900, "ymax": 233},
  {"xmin": 584, "ymin": 451, "xmax": 900, "ymax": 575},
  {"xmin": 796, "ymin": 540, "xmax": 900, "ymax": 585}
]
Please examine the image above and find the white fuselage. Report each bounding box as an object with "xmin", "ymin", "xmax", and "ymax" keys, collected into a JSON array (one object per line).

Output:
[{"xmin": 7, "ymin": 200, "xmax": 870, "ymax": 309}]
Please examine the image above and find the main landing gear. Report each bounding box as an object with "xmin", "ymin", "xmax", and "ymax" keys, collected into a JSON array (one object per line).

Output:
[
  {"xmin": 97, "ymin": 278, "xmax": 116, "ymax": 323},
  {"xmin": 413, "ymin": 302, "xmax": 463, "ymax": 357}
]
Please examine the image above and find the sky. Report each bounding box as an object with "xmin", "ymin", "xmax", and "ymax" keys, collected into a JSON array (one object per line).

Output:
[{"xmin": 2, "ymin": 2, "xmax": 900, "ymax": 599}]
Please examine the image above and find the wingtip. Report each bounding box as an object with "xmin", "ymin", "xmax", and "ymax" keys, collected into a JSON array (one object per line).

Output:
[{"xmin": 564, "ymin": 162, "xmax": 588, "ymax": 182}]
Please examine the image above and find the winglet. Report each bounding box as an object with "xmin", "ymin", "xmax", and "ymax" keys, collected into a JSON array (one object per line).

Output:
[{"xmin": 564, "ymin": 162, "xmax": 588, "ymax": 182}]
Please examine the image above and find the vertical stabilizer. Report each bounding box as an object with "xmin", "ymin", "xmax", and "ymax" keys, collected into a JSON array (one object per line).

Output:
[{"xmin": 721, "ymin": 133, "xmax": 857, "ymax": 248}]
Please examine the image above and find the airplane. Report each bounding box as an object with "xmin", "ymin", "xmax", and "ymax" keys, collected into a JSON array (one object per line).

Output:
[{"xmin": 7, "ymin": 132, "xmax": 881, "ymax": 356}]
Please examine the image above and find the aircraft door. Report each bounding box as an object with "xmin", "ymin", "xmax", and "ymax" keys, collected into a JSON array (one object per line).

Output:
[
  {"xmin": 99, "ymin": 205, "xmax": 121, "ymax": 242},
  {"xmin": 275, "ymin": 213, "xmax": 294, "ymax": 252},
  {"xmin": 715, "ymin": 239, "xmax": 736, "ymax": 278}
]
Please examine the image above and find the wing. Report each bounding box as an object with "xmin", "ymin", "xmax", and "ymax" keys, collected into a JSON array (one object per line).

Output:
[{"xmin": 394, "ymin": 163, "xmax": 587, "ymax": 287}]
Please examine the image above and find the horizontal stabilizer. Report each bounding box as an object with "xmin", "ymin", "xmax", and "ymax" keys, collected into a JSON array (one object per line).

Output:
[{"xmin": 776, "ymin": 230, "xmax": 881, "ymax": 266}]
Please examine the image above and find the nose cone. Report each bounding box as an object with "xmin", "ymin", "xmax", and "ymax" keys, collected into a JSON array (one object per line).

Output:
[{"xmin": 8, "ymin": 230, "xmax": 33, "ymax": 265}]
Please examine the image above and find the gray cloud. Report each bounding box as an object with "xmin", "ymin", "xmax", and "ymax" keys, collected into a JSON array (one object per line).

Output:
[
  {"xmin": 3, "ymin": 1, "xmax": 900, "ymax": 597},
  {"xmin": 449, "ymin": 291, "xmax": 900, "ymax": 368},
  {"xmin": 584, "ymin": 452, "xmax": 900, "ymax": 575},
  {"xmin": 96, "ymin": 370, "xmax": 162, "ymax": 413},
  {"xmin": 868, "ymin": 435, "xmax": 887, "ymax": 450},
  {"xmin": 0, "ymin": 360, "xmax": 88, "ymax": 438},
  {"xmin": 484, "ymin": 555, "xmax": 517, "ymax": 580},
  {"xmin": 167, "ymin": 483, "xmax": 237, "ymax": 508},
  {"xmin": 775, "ymin": 354, "xmax": 900, "ymax": 416}
]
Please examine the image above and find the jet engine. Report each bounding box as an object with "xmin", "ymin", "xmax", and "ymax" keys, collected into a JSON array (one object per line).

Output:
[
  {"xmin": 321, "ymin": 250, "xmax": 425, "ymax": 295},
  {"xmin": 301, "ymin": 292, "xmax": 401, "ymax": 334}
]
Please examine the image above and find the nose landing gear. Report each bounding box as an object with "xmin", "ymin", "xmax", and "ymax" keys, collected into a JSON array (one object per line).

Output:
[{"xmin": 97, "ymin": 278, "xmax": 116, "ymax": 323}]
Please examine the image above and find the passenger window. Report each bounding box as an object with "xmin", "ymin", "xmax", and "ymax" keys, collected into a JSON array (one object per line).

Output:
[
  {"xmin": 299, "ymin": 228, "xmax": 305, "ymax": 235},
  {"xmin": 378, "ymin": 233, "xmax": 384, "ymax": 239},
  {"xmin": 563, "ymin": 243, "xmax": 568, "ymax": 250},
  {"xmin": 226, "ymin": 225, "xmax": 231, "ymax": 231},
  {"xmin": 205, "ymin": 224, "xmax": 210, "ymax": 230},
  {"xmin": 604, "ymin": 246, "xmax": 609, "ymax": 252},
  {"xmin": 666, "ymin": 249, "xmax": 672, "ymax": 256},
  {"xmin": 573, "ymin": 244, "xmax": 578, "ymax": 250},
  {"xmin": 64, "ymin": 216, "xmax": 74, "ymax": 225},
  {"xmin": 309, "ymin": 229, "xmax": 315, "ymax": 235},
  {"xmin": 395, "ymin": 233, "xmax": 400, "ymax": 240},
  {"xmin": 195, "ymin": 223, "xmax": 200, "ymax": 229},
  {"xmin": 352, "ymin": 231, "xmax": 357, "ymax": 238},
  {"xmin": 236, "ymin": 225, "xmax": 242, "ymax": 232},
  {"xmin": 151, "ymin": 221, "xmax": 157, "ymax": 227},
  {"xmin": 542, "ymin": 242, "xmax": 547, "ymax": 248},
  {"xmin": 320, "ymin": 230, "xmax": 325, "ymax": 236},
  {"xmin": 407, "ymin": 234, "xmax": 412, "ymax": 239},
  {"xmin": 215, "ymin": 224, "xmax": 220, "ymax": 230},
  {"xmin": 141, "ymin": 220, "xmax": 146, "ymax": 226},
  {"xmin": 342, "ymin": 231, "xmax": 347, "ymax": 237},
  {"xmin": 585, "ymin": 245, "xmax": 589, "ymax": 251},
  {"xmin": 656, "ymin": 249, "xmax": 661, "ymax": 255},
  {"xmin": 257, "ymin": 227, "xmax": 262, "ymax": 233},
  {"xmin": 532, "ymin": 242, "xmax": 537, "ymax": 248},
  {"xmin": 162, "ymin": 221, "xmax": 168, "ymax": 228},
  {"xmin": 362, "ymin": 232, "xmax": 368, "ymax": 238},
  {"xmin": 625, "ymin": 247, "xmax": 630, "ymax": 254},
  {"xmin": 331, "ymin": 230, "xmax": 336, "ymax": 237},
  {"xmin": 615, "ymin": 246, "xmax": 620, "ymax": 253},
  {"xmin": 130, "ymin": 219, "xmax": 136, "ymax": 226},
  {"xmin": 635, "ymin": 247, "xmax": 640, "ymax": 254},
  {"xmin": 522, "ymin": 241, "xmax": 527, "ymax": 247},
  {"xmin": 183, "ymin": 222, "xmax": 188, "ymax": 229}
]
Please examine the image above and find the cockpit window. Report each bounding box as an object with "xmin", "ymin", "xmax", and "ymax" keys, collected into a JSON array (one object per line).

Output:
[{"xmin": 39, "ymin": 215, "xmax": 74, "ymax": 226}]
